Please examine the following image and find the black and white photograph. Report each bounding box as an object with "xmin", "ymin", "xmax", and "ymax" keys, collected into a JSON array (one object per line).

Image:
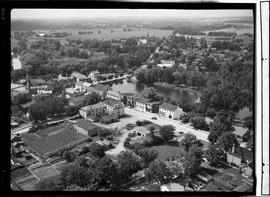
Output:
[{"xmin": 7, "ymin": 5, "xmax": 259, "ymax": 194}]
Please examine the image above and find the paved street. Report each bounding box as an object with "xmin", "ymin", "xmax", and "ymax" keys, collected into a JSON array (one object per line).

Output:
[{"xmin": 125, "ymin": 107, "xmax": 209, "ymax": 142}]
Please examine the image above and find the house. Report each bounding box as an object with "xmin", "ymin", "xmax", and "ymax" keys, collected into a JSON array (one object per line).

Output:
[
  {"xmin": 69, "ymin": 95, "xmax": 86, "ymax": 107},
  {"xmin": 137, "ymin": 39, "xmax": 147, "ymax": 45},
  {"xmin": 134, "ymin": 98, "xmax": 150, "ymax": 112},
  {"xmin": 159, "ymin": 102, "xmax": 184, "ymax": 120},
  {"xmin": 102, "ymin": 98, "xmax": 125, "ymax": 117},
  {"xmin": 160, "ymin": 183, "xmax": 185, "ymax": 192},
  {"xmin": 121, "ymin": 93, "xmax": 138, "ymax": 107},
  {"xmin": 233, "ymin": 126, "xmax": 248, "ymax": 141},
  {"xmin": 73, "ymin": 119, "xmax": 99, "ymax": 137},
  {"xmin": 106, "ymin": 90, "xmax": 122, "ymax": 101},
  {"xmin": 133, "ymin": 126, "xmax": 150, "ymax": 137},
  {"xmin": 75, "ymin": 81, "xmax": 84, "ymax": 92},
  {"xmin": 71, "ymin": 72, "xmax": 87, "ymax": 81},
  {"xmin": 88, "ymin": 70, "xmax": 100, "ymax": 82},
  {"xmin": 227, "ymin": 146, "xmax": 253, "ymax": 167},
  {"xmin": 11, "ymin": 133, "xmax": 21, "ymax": 143},
  {"xmin": 157, "ymin": 60, "xmax": 175, "ymax": 69},
  {"xmin": 79, "ymin": 103, "xmax": 106, "ymax": 118},
  {"xmin": 88, "ymin": 84, "xmax": 112, "ymax": 99}
]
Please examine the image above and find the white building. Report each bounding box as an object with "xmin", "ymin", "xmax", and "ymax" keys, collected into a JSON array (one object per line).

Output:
[
  {"xmin": 106, "ymin": 90, "xmax": 122, "ymax": 101},
  {"xmin": 88, "ymin": 70, "xmax": 100, "ymax": 82},
  {"xmin": 159, "ymin": 102, "xmax": 184, "ymax": 120},
  {"xmin": 137, "ymin": 39, "xmax": 147, "ymax": 45},
  {"xmin": 157, "ymin": 60, "xmax": 175, "ymax": 69}
]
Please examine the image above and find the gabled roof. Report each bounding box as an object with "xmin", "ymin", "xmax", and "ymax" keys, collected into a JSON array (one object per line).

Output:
[
  {"xmin": 134, "ymin": 126, "xmax": 150, "ymax": 135},
  {"xmin": 159, "ymin": 102, "xmax": 179, "ymax": 112},
  {"xmin": 135, "ymin": 97, "xmax": 150, "ymax": 104},
  {"xmin": 82, "ymin": 82, "xmax": 91, "ymax": 87},
  {"xmin": 81, "ymin": 103, "xmax": 106, "ymax": 111},
  {"xmin": 233, "ymin": 126, "xmax": 248, "ymax": 137},
  {"xmin": 69, "ymin": 95, "xmax": 86, "ymax": 104},
  {"xmin": 103, "ymin": 98, "xmax": 123, "ymax": 107},
  {"xmin": 107, "ymin": 90, "xmax": 121, "ymax": 97},
  {"xmin": 71, "ymin": 72, "xmax": 86, "ymax": 79},
  {"xmin": 20, "ymin": 101, "xmax": 34, "ymax": 109},
  {"xmin": 74, "ymin": 119, "xmax": 98, "ymax": 131}
]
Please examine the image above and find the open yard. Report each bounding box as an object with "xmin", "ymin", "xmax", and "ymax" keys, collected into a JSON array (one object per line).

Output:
[{"xmin": 21, "ymin": 124, "xmax": 87, "ymax": 156}]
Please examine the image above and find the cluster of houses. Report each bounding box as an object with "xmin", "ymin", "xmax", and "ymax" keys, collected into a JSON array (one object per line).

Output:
[{"xmin": 11, "ymin": 133, "xmax": 38, "ymax": 169}]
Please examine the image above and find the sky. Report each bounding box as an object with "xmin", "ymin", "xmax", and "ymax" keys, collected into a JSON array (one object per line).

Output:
[{"xmin": 11, "ymin": 9, "xmax": 253, "ymax": 20}]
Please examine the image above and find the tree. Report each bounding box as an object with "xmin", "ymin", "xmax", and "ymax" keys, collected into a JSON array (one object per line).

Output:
[
  {"xmin": 63, "ymin": 151, "xmax": 76, "ymax": 162},
  {"xmin": 180, "ymin": 133, "xmax": 198, "ymax": 152},
  {"xmin": 144, "ymin": 161, "xmax": 171, "ymax": 187},
  {"xmin": 217, "ymin": 131, "xmax": 239, "ymax": 152},
  {"xmin": 191, "ymin": 116, "xmax": 209, "ymax": 131},
  {"xmin": 205, "ymin": 145, "xmax": 226, "ymax": 167},
  {"xmin": 159, "ymin": 125, "xmax": 175, "ymax": 144},
  {"xmin": 29, "ymin": 102, "xmax": 48, "ymax": 122},
  {"xmin": 136, "ymin": 148, "xmax": 158, "ymax": 168},
  {"xmin": 14, "ymin": 93, "xmax": 31, "ymax": 105},
  {"xmin": 244, "ymin": 116, "xmax": 253, "ymax": 130},
  {"xmin": 208, "ymin": 110, "xmax": 235, "ymax": 144},
  {"xmin": 142, "ymin": 87, "xmax": 157, "ymax": 101},
  {"xmin": 91, "ymin": 156, "xmax": 119, "ymax": 190},
  {"xmin": 199, "ymin": 37, "xmax": 208, "ymax": 49},
  {"xmin": 59, "ymin": 164, "xmax": 90, "ymax": 188},
  {"xmin": 85, "ymin": 92, "xmax": 101, "ymax": 105},
  {"xmin": 65, "ymin": 105, "xmax": 79, "ymax": 117},
  {"xmin": 88, "ymin": 143, "xmax": 107, "ymax": 158},
  {"xmin": 44, "ymin": 97, "xmax": 66, "ymax": 117},
  {"xmin": 117, "ymin": 151, "xmax": 142, "ymax": 180},
  {"xmin": 183, "ymin": 144, "xmax": 203, "ymax": 177}
]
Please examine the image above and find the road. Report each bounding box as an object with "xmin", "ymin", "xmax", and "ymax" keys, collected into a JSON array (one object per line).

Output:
[
  {"xmin": 105, "ymin": 129, "xmax": 133, "ymax": 157},
  {"xmin": 11, "ymin": 123, "xmax": 32, "ymax": 135},
  {"xmin": 125, "ymin": 107, "xmax": 209, "ymax": 142}
]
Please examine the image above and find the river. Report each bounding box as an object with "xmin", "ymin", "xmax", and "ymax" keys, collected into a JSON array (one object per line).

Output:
[{"xmin": 107, "ymin": 78, "xmax": 193, "ymax": 103}]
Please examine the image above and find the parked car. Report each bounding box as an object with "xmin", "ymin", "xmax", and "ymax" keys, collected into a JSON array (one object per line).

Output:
[{"xmin": 151, "ymin": 117, "xmax": 157, "ymax": 120}]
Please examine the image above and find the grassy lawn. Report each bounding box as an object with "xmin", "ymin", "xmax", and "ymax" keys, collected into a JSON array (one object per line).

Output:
[
  {"xmin": 21, "ymin": 125, "xmax": 87, "ymax": 156},
  {"xmin": 151, "ymin": 145, "xmax": 185, "ymax": 161}
]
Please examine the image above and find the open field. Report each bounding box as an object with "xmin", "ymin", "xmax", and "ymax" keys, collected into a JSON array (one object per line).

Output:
[{"xmin": 21, "ymin": 125, "xmax": 87, "ymax": 156}]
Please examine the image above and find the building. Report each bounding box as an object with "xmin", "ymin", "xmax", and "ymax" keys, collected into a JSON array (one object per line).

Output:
[
  {"xmin": 134, "ymin": 98, "xmax": 150, "ymax": 112},
  {"xmin": 73, "ymin": 119, "xmax": 99, "ymax": 136},
  {"xmin": 106, "ymin": 90, "xmax": 122, "ymax": 101},
  {"xmin": 75, "ymin": 81, "xmax": 91, "ymax": 93},
  {"xmin": 133, "ymin": 126, "xmax": 150, "ymax": 137},
  {"xmin": 137, "ymin": 39, "xmax": 147, "ymax": 45},
  {"xmin": 79, "ymin": 103, "xmax": 106, "ymax": 118},
  {"xmin": 233, "ymin": 126, "xmax": 248, "ymax": 141},
  {"xmin": 102, "ymin": 98, "xmax": 125, "ymax": 117},
  {"xmin": 88, "ymin": 84, "xmax": 112, "ymax": 99},
  {"xmin": 11, "ymin": 83, "xmax": 29, "ymax": 101},
  {"xmin": 69, "ymin": 95, "xmax": 86, "ymax": 107},
  {"xmin": 227, "ymin": 146, "xmax": 253, "ymax": 167},
  {"xmin": 159, "ymin": 102, "xmax": 184, "ymax": 120},
  {"xmin": 71, "ymin": 72, "xmax": 87, "ymax": 81},
  {"xmin": 157, "ymin": 60, "xmax": 175, "ymax": 69},
  {"xmin": 88, "ymin": 70, "xmax": 100, "ymax": 82},
  {"xmin": 160, "ymin": 183, "xmax": 185, "ymax": 191}
]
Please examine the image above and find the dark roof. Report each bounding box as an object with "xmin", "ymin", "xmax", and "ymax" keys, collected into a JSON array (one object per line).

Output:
[
  {"xmin": 93, "ymin": 84, "xmax": 110, "ymax": 92},
  {"xmin": 69, "ymin": 95, "xmax": 86, "ymax": 104},
  {"xmin": 103, "ymin": 98, "xmax": 123, "ymax": 106},
  {"xmin": 120, "ymin": 92, "xmax": 135, "ymax": 97},
  {"xmin": 229, "ymin": 147, "xmax": 253, "ymax": 162},
  {"xmin": 159, "ymin": 102, "xmax": 178, "ymax": 111},
  {"xmin": 74, "ymin": 119, "xmax": 98, "ymax": 131},
  {"xmin": 135, "ymin": 97, "xmax": 150, "ymax": 104}
]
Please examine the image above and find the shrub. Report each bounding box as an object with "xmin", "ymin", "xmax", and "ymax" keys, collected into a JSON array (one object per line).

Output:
[
  {"xmin": 98, "ymin": 129, "xmax": 111, "ymax": 137},
  {"xmin": 191, "ymin": 116, "xmax": 209, "ymax": 130},
  {"xmin": 181, "ymin": 116, "xmax": 190, "ymax": 123}
]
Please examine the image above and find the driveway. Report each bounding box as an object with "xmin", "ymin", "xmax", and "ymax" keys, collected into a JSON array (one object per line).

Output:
[
  {"xmin": 125, "ymin": 107, "xmax": 209, "ymax": 142},
  {"xmin": 105, "ymin": 129, "xmax": 133, "ymax": 157}
]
